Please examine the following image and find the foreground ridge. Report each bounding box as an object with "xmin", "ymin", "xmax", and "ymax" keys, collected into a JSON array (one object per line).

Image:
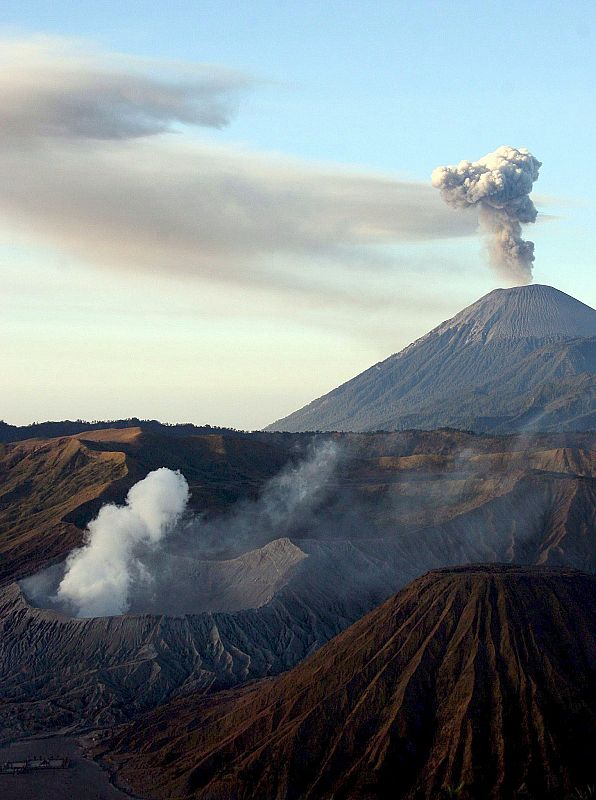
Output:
[{"xmin": 102, "ymin": 565, "xmax": 596, "ymax": 800}]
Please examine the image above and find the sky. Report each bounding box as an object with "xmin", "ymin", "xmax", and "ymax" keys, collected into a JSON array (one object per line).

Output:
[{"xmin": 1, "ymin": 0, "xmax": 595, "ymax": 429}]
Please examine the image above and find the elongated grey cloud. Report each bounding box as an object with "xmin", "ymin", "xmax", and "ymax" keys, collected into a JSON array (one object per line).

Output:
[
  {"xmin": 0, "ymin": 37, "xmax": 478, "ymax": 301},
  {"xmin": 0, "ymin": 37, "xmax": 250, "ymax": 140},
  {"xmin": 432, "ymin": 146, "xmax": 542, "ymax": 284}
]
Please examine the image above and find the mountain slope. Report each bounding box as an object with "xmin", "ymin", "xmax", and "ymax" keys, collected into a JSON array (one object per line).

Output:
[
  {"xmin": 0, "ymin": 427, "xmax": 295, "ymax": 586},
  {"xmin": 4, "ymin": 425, "xmax": 593, "ymax": 588},
  {"xmin": 267, "ymin": 285, "xmax": 596, "ymax": 433},
  {"xmin": 101, "ymin": 566, "xmax": 596, "ymax": 800},
  {"xmin": 1, "ymin": 429, "xmax": 593, "ymax": 740}
]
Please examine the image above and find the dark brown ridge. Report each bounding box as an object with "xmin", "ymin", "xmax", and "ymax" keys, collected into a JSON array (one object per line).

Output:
[{"xmin": 102, "ymin": 565, "xmax": 596, "ymax": 800}]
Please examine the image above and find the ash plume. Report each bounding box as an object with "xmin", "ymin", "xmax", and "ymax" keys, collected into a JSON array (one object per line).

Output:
[
  {"xmin": 431, "ymin": 145, "xmax": 542, "ymax": 284},
  {"xmin": 56, "ymin": 468, "xmax": 189, "ymax": 617},
  {"xmin": 0, "ymin": 35, "xmax": 480, "ymax": 318}
]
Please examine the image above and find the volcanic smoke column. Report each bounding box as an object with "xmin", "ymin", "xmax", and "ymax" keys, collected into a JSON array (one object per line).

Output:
[
  {"xmin": 432, "ymin": 146, "xmax": 542, "ymax": 284},
  {"xmin": 56, "ymin": 468, "xmax": 189, "ymax": 617}
]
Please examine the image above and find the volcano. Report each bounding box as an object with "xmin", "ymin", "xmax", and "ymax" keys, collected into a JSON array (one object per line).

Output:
[
  {"xmin": 267, "ymin": 284, "xmax": 596, "ymax": 433},
  {"xmin": 1, "ymin": 427, "xmax": 593, "ymax": 741},
  {"xmin": 101, "ymin": 565, "xmax": 596, "ymax": 800}
]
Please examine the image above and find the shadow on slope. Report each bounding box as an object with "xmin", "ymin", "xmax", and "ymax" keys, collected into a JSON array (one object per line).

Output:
[{"xmin": 102, "ymin": 566, "xmax": 596, "ymax": 800}]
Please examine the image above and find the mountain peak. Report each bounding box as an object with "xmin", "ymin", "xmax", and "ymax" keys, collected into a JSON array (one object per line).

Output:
[
  {"xmin": 267, "ymin": 283, "xmax": 595, "ymax": 433},
  {"xmin": 433, "ymin": 284, "xmax": 596, "ymax": 344}
]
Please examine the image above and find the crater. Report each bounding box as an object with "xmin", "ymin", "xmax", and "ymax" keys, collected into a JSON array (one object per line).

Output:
[{"xmin": 19, "ymin": 537, "xmax": 308, "ymax": 617}]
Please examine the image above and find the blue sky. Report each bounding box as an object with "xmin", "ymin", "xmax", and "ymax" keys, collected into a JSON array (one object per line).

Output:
[{"xmin": 1, "ymin": 1, "xmax": 595, "ymax": 427}]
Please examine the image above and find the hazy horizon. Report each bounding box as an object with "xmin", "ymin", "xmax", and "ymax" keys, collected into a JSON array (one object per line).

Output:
[{"xmin": 2, "ymin": 1, "xmax": 595, "ymax": 429}]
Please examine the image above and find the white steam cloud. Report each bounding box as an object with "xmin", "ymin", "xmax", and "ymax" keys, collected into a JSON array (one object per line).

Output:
[
  {"xmin": 56, "ymin": 468, "xmax": 189, "ymax": 617},
  {"xmin": 432, "ymin": 145, "xmax": 542, "ymax": 284},
  {"xmin": 52, "ymin": 442, "xmax": 339, "ymax": 617}
]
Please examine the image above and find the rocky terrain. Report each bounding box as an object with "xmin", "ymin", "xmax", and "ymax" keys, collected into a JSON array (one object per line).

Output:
[
  {"xmin": 0, "ymin": 426, "xmax": 593, "ymax": 740},
  {"xmin": 2, "ymin": 425, "xmax": 593, "ymax": 587},
  {"xmin": 0, "ymin": 289, "xmax": 594, "ymax": 795},
  {"xmin": 100, "ymin": 566, "xmax": 596, "ymax": 800},
  {"xmin": 0, "ymin": 426, "xmax": 295, "ymax": 586},
  {"xmin": 0, "ymin": 736, "xmax": 132, "ymax": 800},
  {"xmin": 267, "ymin": 284, "xmax": 596, "ymax": 433}
]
